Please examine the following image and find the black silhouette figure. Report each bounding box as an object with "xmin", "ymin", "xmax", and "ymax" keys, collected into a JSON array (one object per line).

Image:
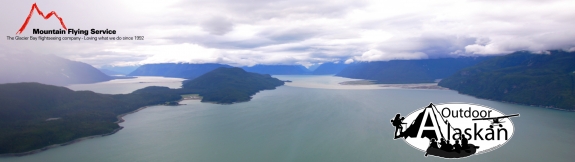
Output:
[
  {"xmin": 390, "ymin": 114, "xmax": 406, "ymax": 139},
  {"xmin": 461, "ymin": 137, "xmax": 469, "ymax": 150},
  {"xmin": 453, "ymin": 140, "xmax": 462, "ymax": 153},
  {"xmin": 439, "ymin": 138, "xmax": 447, "ymax": 149},
  {"xmin": 441, "ymin": 139, "xmax": 453, "ymax": 151},
  {"xmin": 429, "ymin": 138, "xmax": 439, "ymax": 149}
]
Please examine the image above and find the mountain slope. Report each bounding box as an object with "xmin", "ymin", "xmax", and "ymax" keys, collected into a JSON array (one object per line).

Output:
[
  {"xmin": 128, "ymin": 63, "xmax": 232, "ymax": 79},
  {"xmin": 0, "ymin": 82, "xmax": 180, "ymax": 154},
  {"xmin": 0, "ymin": 53, "xmax": 112, "ymax": 86},
  {"xmin": 439, "ymin": 50, "xmax": 575, "ymax": 110},
  {"xmin": 312, "ymin": 62, "xmax": 348, "ymax": 75},
  {"xmin": 100, "ymin": 65, "xmax": 140, "ymax": 75},
  {"xmin": 336, "ymin": 57, "xmax": 491, "ymax": 83},
  {"xmin": 99, "ymin": 69, "xmax": 124, "ymax": 76},
  {"xmin": 242, "ymin": 65, "xmax": 311, "ymax": 75}
]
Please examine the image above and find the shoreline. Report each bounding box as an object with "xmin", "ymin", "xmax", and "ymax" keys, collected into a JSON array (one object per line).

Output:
[
  {"xmin": 442, "ymin": 88, "xmax": 575, "ymax": 112},
  {"xmin": 341, "ymin": 79, "xmax": 573, "ymax": 111},
  {"xmin": 0, "ymin": 103, "xmax": 165, "ymax": 157},
  {"xmin": 338, "ymin": 80, "xmax": 447, "ymax": 90},
  {"xmin": 0, "ymin": 127, "xmax": 124, "ymax": 157}
]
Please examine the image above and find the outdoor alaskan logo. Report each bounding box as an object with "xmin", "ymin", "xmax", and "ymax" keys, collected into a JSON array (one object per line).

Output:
[{"xmin": 390, "ymin": 103, "xmax": 519, "ymax": 159}]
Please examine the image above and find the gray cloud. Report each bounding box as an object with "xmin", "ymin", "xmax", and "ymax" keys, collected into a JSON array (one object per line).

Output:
[
  {"xmin": 1, "ymin": 0, "xmax": 574, "ymax": 67},
  {"xmin": 201, "ymin": 16, "xmax": 235, "ymax": 35}
]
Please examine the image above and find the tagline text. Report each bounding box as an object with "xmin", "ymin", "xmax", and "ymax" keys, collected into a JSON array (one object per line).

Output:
[{"xmin": 6, "ymin": 36, "xmax": 145, "ymax": 41}]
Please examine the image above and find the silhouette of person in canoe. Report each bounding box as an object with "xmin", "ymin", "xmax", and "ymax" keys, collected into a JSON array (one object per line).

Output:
[
  {"xmin": 425, "ymin": 136, "xmax": 479, "ymax": 158},
  {"xmin": 440, "ymin": 138, "xmax": 453, "ymax": 151},
  {"xmin": 429, "ymin": 138, "xmax": 439, "ymax": 149},
  {"xmin": 461, "ymin": 136, "xmax": 469, "ymax": 150},
  {"xmin": 439, "ymin": 138, "xmax": 447, "ymax": 149},
  {"xmin": 391, "ymin": 114, "xmax": 406, "ymax": 139},
  {"xmin": 453, "ymin": 139, "xmax": 462, "ymax": 153}
]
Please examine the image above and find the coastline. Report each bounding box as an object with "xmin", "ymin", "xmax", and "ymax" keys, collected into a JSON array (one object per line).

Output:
[
  {"xmin": 0, "ymin": 104, "xmax": 165, "ymax": 157},
  {"xmin": 338, "ymin": 80, "xmax": 447, "ymax": 90},
  {"xmin": 0, "ymin": 127, "xmax": 124, "ymax": 157},
  {"xmin": 341, "ymin": 79, "xmax": 573, "ymax": 111},
  {"xmin": 442, "ymin": 88, "xmax": 575, "ymax": 112}
]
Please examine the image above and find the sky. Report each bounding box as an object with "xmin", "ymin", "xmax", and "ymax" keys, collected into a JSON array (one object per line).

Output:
[{"xmin": 1, "ymin": 0, "xmax": 574, "ymax": 68}]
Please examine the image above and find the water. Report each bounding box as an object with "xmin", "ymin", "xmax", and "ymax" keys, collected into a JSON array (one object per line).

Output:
[
  {"xmin": 2, "ymin": 75, "xmax": 574, "ymax": 162},
  {"xmin": 67, "ymin": 76, "xmax": 184, "ymax": 94}
]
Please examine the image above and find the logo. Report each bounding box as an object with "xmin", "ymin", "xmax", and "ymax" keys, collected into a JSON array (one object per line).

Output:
[
  {"xmin": 7, "ymin": 3, "xmax": 141, "ymax": 42},
  {"xmin": 13, "ymin": 3, "xmax": 118, "ymax": 37},
  {"xmin": 16, "ymin": 3, "xmax": 67, "ymax": 34},
  {"xmin": 390, "ymin": 103, "xmax": 519, "ymax": 159}
]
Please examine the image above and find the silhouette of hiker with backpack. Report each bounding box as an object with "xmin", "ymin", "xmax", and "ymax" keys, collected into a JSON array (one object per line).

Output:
[{"xmin": 391, "ymin": 114, "xmax": 406, "ymax": 139}]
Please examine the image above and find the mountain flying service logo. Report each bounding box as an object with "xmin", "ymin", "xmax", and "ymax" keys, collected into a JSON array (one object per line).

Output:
[
  {"xmin": 16, "ymin": 3, "xmax": 67, "ymax": 34},
  {"xmin": 390, "ymin": 103, "xmax": 519, "ymax": 159},
  {"xmin": 14, "ymin": 3, "xmax": 117, "ymax": 36}
]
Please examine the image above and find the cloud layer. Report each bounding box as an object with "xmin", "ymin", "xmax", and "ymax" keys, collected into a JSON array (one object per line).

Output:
[{"xmin": 1, "ymin": 0, "xmax": 574, "ymax": 67}]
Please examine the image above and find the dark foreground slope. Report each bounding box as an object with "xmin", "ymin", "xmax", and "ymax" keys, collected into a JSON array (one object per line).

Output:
[
  {"xmin": 336, "ymin": 57, "xmax": 491, "ymax": 83},
  {"xmin": 242, "ymin": 65, "xmax": 311, "ymax": 75},
  {"xmin": 128, "ymin": 63, "xmax": 232, "ymax": 79},
  {"xmin": 439, "ymin": 50, "xmax": 575, "ymax": 110},
  {"xmin": 0, "ymin": 67, "xmax": 284, "ymax": 154},
  {"xmin": 0, "ymin": 83, "xmax": 180, "ymax": 154},
  {"xmin": 0, "ymin": 53, "xmax": 111, "ymax": 86}
]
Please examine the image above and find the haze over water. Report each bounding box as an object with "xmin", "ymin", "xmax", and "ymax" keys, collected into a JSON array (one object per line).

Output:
[{"xmin": 1, "ymin": 76, "xmax": 574, "ymax": 162}]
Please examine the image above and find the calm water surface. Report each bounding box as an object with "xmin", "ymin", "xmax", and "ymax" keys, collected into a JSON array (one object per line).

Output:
[
  {"xmin": 1, "ymin": 75, "xmax": 574, "ymax": 162},
  {"xmin": 67, "ymin": 76, "xmax": 184, "ymax": 94}
]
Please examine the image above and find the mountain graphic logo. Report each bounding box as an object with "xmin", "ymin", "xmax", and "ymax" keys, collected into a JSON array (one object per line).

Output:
[
  {"xmin": 390, "ymin": 103, "xmax": 519, "ymax": 159},
  {"xmin": 16, "ymin": 3, "xmax": 67, "ymax": 34}
]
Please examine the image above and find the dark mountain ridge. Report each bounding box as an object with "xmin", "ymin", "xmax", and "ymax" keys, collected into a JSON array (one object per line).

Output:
[
  {"xmin": 439, "ymin": 50, "xmax": 575, "ymax": 110},
  {"xmin": 336, "ymin": 57, "xmax": 492, "ymax": 83},
  {"xmin": 312, "ymin": 62, "xmax": 348, "ymax": 75},
  {"xmin": 242, "ymin": 64, "xmax": 311, "ymax": 75}
]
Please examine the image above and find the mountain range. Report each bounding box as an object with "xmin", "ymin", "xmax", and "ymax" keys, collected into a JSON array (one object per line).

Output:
[
  {"xmin": 99, "ymin": 65, "xmax": 140, "ymax": 75},
  {"xmin": 336, "ymin": 57, "xmax": 492, "ymax": 83},
  {"xmin": 312, "ymin": 62, "xmax": 348, "ymax": 75},
  {"xmin": 242, "ymin": 65, "xmax": 311, "ymax": 75},
  {"xmin": 99, "ymin": 69, "xmax": 125, "ymax": 76}
]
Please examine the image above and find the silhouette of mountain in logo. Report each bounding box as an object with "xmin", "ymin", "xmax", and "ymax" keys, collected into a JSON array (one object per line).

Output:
[
  {"xmin": 399, "ymin": 103, "xmax": 451, "ymax": 139},
  {"xmin": 16, "ymin": 3, "xmax": 67, "ymax": 34}
]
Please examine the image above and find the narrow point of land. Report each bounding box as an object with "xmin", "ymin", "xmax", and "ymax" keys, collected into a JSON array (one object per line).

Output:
[{"xmin": 339, "ymin": 80, "xmax": 447, "ymax": 90}]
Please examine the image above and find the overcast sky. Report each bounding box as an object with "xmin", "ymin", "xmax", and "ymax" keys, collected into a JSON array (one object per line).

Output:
[{"xmin": 1, "ymin": 0, "xmax": 574, "ymax": 67}]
